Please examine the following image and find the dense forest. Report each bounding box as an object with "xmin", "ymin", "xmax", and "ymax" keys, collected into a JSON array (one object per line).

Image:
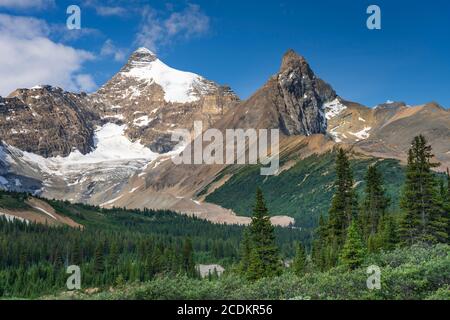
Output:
[{"xmin": 0, "ymin": 192, "xmax": 302, "ymax": 298}]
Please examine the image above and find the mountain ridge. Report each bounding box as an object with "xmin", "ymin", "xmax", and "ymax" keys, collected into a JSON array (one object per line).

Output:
[{"xmin": 1, "ymin": 48, "xmax": 449, "ymax": 225}]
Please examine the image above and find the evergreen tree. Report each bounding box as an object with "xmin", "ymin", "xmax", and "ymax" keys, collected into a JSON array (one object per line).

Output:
[
  {"xmin": 399, "ymin": 135, "xmax": 448, "ymax": 245},
  {"xmin": 311, "ymin": 215, "xmax": 327, "ymax": 270},
  {"xmin": 109, "ymin": 242, "xmax": 119, "ymax": 266},
  {"xmin": 340, "ymin": 220, "xmax": 366, "ymax": 270},
  {"xmin": 328, "ymin": 148, "xmax": 359, "ymax": 246},
  {"xmin": 246, "ymin": 188, "xmax": 281, "ymax": 281},
  {"xmin": 238, "ymin": 228, "xmax": 252, "ymax": 274},
  {"xmin": 377, "ymin": 213, "xmax": 398, "ymax": 251},
  {"xmin": 292, "ymin": 242, "xmax": 306, "ymax": 276},
  {"xmin": 71, "ymin": 241, "xmax": 82, "ymax": 266},
  {"xmin": 361, "ymin": 165, "xmax": 390, "ymax": 239},
  {"xmin": 182, "ymin": 237, "xmax": 196, "ymax": 277},
  {"xmin": 93, "ymin": 243, "xmax": 105, "ymax": 274}
]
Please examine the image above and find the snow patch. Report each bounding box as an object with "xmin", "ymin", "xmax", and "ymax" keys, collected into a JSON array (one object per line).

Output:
[
  {"xmin": 100, "ymin": 194, "xmax": 124, "ymax": 207},
  {"xmin": 324, "ymin": 98, "xmax": 347, "ymax": 120},
  {"xmin": 133, "ymin": 115, "xmax": 154, "ymax": 127},
  {"xmin": 31, "ymin": 206, "xmax": 57, "ymax": 220},
  {"xmin": 129, "ymin": 186, "xmax": 140, "ymax": 193},
  {"xmin": 0, "ymin": 212, "xmax": 29, "ymax": 224},
  {"xmin": 348, "ymin": 127, "xmax": 372, "ymax": 140},
  {"xmin": 102, "ymin": 114, "xmax": 124, "ymax": 120}
]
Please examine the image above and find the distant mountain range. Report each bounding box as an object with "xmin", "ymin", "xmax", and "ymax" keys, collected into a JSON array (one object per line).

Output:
[{"xmin": 1, "ymin": 48, "xmax": 449, "ymax": 226}]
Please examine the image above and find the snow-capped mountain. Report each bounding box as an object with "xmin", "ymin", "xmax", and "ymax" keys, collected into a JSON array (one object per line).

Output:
[
  {"xmin": 1, "ymin": 48, "xmax": 449, "ymax": 224},
  {"xmin": 92, "ymin": 47, "xmax": 239, "ymax": 153},
  {"xmin": 0, "ymin": 47, "xmax": 239, "ymax": 204}
]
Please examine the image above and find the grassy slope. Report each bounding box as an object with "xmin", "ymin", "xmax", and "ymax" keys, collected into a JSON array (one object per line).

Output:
[{"xmin": 204, "ymin": 152, "xmax": 405, "ymax": 231}]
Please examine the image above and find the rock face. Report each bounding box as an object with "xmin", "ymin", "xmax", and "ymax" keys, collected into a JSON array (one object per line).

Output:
[
  {"xmin": 0, "ymin": 86, "xmax": 99, "ymax": 157},
  {"xmin": 277, "ymin": 50, "xmax": 336, "ymax": 135},
  {"xmin": 217, "ymin": 49, "xmax": 336, "ymax": 135}
]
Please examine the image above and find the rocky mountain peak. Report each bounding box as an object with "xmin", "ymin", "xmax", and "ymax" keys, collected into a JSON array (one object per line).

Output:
[
  {"xmin": 275, "ymin": 50, "xmax": 336, "ymax": 135},
  {"xmin": 280, "ymin": 49, "xmax": 310, "ymax": 74},
  {"xmin": 121, "ymin": 47, "xmax": 158, "ymax": 73}
]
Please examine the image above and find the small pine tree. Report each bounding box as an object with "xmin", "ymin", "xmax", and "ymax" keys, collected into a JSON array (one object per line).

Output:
[
  {"xmin": 109, "ymin": 242, "xmax": 119, "ymax": 266},
  {"xmin": 93, "ymin": 243, "xmax": 105, "ymax": 274},
  {"xmin": 72, "ymin": 241, "xmax": 82, "ymax": 266},
  {"xmin": 246, "ymin": 188, "xmax": 281, "ymax": 281},
  {"xmin": 311, "ymin": 215, "xmax": 327, "ymax": 270},
  {"xmin": 328, "ymin": 148, "xmax": 359, "ymax": 246},
  {"xmin": 340, "ymin": 220, "xmax": 366, "ymax": 270},
  {"xmin": 182, "ymin": 237, "xmax": 196, "ymax": 277},
  {"xmin": 238, "ymin": 228, "xmax": 252, "ymax": 274},
  {"xmin": 292, "ymin": 243, "xmax": 306, "ymax": 276},
  {"xmin": 377, "ymin": 213, "xmax": 398, "ymax": 250},
  {"xmin": 361, "ymin": 165, "xmax": 390, "ymax": 240}
]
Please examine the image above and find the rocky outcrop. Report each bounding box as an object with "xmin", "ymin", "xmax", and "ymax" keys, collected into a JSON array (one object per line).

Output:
[
  {"xmin": 0, "ymin": 86, "xmax": 99, "ymax": 157},
  {"xmin": 277, "ymin": 49, "xmax": 336, "ymax": 135}
]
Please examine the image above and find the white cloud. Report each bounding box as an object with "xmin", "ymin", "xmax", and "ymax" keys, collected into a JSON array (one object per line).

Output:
[
  {"xmin": 135, "ymin": 4, "xmax": 210, "ymax": 52},
  {"xmin": 74, "ymin": 74, "xmax": 97, "ymax": 92},
  {"xmin": 0, "ymin": 14, "xmax": 50, "ymax": 38},
  {"xmin": 83, "ymin": 0, "xmax": 127, "ymax": 17},
  {"xmin": 101, "ymin": 39, "xmax": 127, "ymax": 62},
  {"xmin": 164, "ymin": 4, "xmax": 210, "ymax": 37},
  {"xmin": 0, "ymin": 14, "xmax": 96, "ymax": 96},
  {"xmin": 0, "ymin": 0, "xmax": 55, "ymax": 9}
]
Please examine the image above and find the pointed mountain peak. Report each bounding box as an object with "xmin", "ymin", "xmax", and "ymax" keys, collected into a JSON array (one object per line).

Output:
[
  {"xmin": 280, "ymin": 49, "xmax": 309, "ymax": 72},
  {"xmin": 134, "ymin": 47, "xmax": 156, "ymax": 55},
  {"xmin": 126, "ymin": 47, "xmax": 158, "ymax": 66}
]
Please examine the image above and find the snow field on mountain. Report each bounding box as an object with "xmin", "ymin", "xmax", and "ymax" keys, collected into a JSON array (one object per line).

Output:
[
  {"xmin": 14, "ymin": 123, "xmax": 159, "ymax": 176},
  {"xmin": 123, "ymin": 57, "xmax": 203, "ymax": 104}
]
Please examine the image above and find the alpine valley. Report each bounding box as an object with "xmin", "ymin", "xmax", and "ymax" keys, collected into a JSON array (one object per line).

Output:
[
  {"xmin": 1, "ymin": 47, "xmax": 450, "ymax": 301},
  {"xmin": 1, "ymin": 48, "xmax": 449, "ymax": 230}
]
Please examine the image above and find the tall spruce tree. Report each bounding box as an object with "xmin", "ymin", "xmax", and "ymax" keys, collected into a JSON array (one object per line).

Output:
[
  {"xmin": 246, "ymin": 188, "xmax": 281, "ymax": 281},
  {"xmin": 399, "ymin": 135, "xmax": 448, "ymax": 245},
  {"xmin": 340, "ymin": 220, "xmax": 366, "ymax": 270},
  {"xmin": 328, "ymin": 148, "xmax": 359, "ymax": 246},
  {"xmin": 361, "ymin": 165, "xmax": 390, "ymax": 240}
]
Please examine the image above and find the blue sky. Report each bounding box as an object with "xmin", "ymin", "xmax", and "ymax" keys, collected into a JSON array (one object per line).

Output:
[{"xmin": 0, "ymin": 0, "xmax": 449, "ymax": 107}]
